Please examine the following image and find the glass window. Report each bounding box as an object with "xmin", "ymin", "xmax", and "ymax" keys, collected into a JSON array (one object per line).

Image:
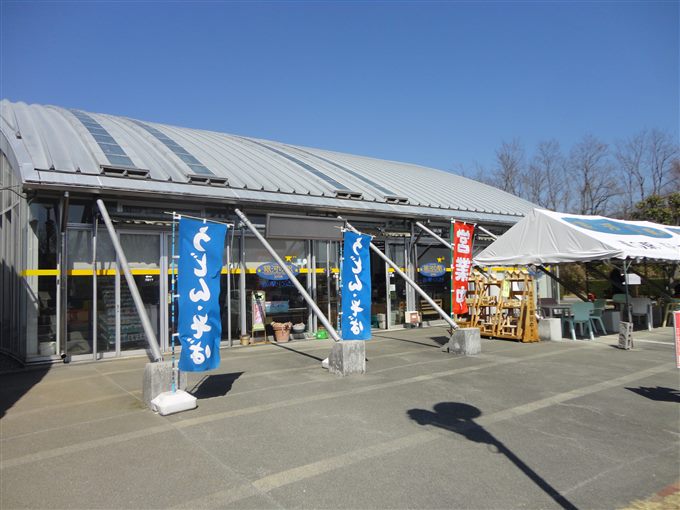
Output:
[
  {"xmin": 177, "ymin": 153, "xmax": 200, "ymax": 165},
  {"xmin": 417, "ymin": 242, "xmax": 451, "ymax": 317},
  {"xmin": 92, "ymin": 134, "xmax": 116, "ymax": 145},
  {"xmin": 29, "ymin": 201, "xmax": 58, "ymax": 269},
  {"xmin": 99, "ymin": 143, "xmax": 127, "ymax": 156},
  {"xmin": 106, "ymin": 155, "xmax": 134, "ymax": 167},
  {"xmin": 35, "ymin": 277, "xmax": 58, "ymax": 357},
  {"xmin": 67, "ymin": 201, "xmax": 93, "ymax": 225},
  {"xmin": 119, "ymin": 233, "xmax": 160, "ymax": 351},
  {"xmin": 244, "ymin": 238, "xmax": 309, "ymax": 337},
  {"xmin": 67, "ymin": 229, "xmax": 93, "ymax": 355},
  {"xmin": 68, "ymin": 229, "xmax": 92, "ymax": 270}
]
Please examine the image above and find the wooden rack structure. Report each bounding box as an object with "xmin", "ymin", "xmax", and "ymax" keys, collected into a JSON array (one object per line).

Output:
[{"xmin": 466, "ymin": 269, "xmax": 539, "ymax": 342}]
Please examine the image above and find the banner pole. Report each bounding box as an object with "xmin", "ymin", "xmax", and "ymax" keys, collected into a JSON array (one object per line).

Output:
[
  {"xmin": 234, "ymin": 209, "xmax": 341, "ymax": 342},
  {"xmin": 171, "ymin": 213, "xmax": 178, "ymax": 392}
]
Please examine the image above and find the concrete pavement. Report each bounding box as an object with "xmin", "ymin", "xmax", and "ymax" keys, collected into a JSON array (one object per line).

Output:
[{"xmin": 1, "ymin": 326, "xmax": 678, "ymax": 509}]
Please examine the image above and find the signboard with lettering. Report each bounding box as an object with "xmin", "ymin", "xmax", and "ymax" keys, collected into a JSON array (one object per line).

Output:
[
  {"xmin": 251, "ymin": 291, "xmax": 266, "ymax": 332},
  {"xmin": 451, "ymin": 221, "xmax": 475, "ymax": 315},
  {"xmin": 178, "ymin": 218, "xmax": 227, "ymax": 372},
  {"xmin": 341, "ymin": 231, "xmax": 371, "ymax": 340},
  {"xmin": 419, "ymin": 262, "xmax": 447, "ymax": 278},
  {"xmin": 256, "ymin": 262, "xmax": 300, "ymax": 281}
]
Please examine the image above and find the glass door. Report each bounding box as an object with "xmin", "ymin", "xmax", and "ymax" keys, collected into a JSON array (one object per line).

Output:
[
  {"xmin": 118, "ymin": 232, "xmax": 162, "ymax": 353},
  {"xmin": 93, "ymin": 229, "xmax": 164, "ymax": 357},
  {"xmin": 387, "ymin": 241, "xmax": 407, "ymax": 328}
]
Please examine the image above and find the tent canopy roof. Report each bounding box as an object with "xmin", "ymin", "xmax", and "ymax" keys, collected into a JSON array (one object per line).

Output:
[{"xmin": 474, "ymin": 209, "xmax": 680, "ymax": 266}]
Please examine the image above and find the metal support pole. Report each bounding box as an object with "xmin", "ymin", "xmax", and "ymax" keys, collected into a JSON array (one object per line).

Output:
[
  {"xmin": 96, "ymin": 199, "xmax": 163, "ymax": 361},
  {"xmin": 623, "ymin": 260, "xmax": 632, "ymax": 323},
  {"xmin": 226, "ymin": 239, "xmax": 232, "ymax": 347},
  {"xmin": 58, "ymin": 192, "xmax": 69, "ymax": 359},
  {"xmin": 239, "ymin": 229, "xmax": 247, "ymax": 337},
  {"xmin": 91, "ymin": 215, "xmax": 98, "ymax": 360},
  {"xmin": 415, "ymin": 221, "xmax": 453, "ymax": 250},
  {"xmin": 234, "ymin": 209, "xmax": 341, "ymax": 342},
  {"xmin": 343, "ymin": 219, "xmax": 459, "ymax": 331}
]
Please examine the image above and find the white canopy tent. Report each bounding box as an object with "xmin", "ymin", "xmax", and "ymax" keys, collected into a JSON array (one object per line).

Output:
[{"xmin": 474, "ymin": 209, "xmax": 680, "ymax": 266}]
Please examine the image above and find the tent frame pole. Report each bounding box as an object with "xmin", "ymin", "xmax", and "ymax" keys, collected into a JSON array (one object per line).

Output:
[{"xmin": 623, "ymin": 260, "xmax": 632, "ymax": 323}]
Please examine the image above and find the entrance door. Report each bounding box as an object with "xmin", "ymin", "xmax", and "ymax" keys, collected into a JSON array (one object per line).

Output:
[
  {"xmin": 386, "ymin": 241, "xmax": 407, "ymax": 328},
  {"xmin": 369, "ymin": 241, "xmax": 387, "ymax": 329},
  {"xmin": 94, "ymin": 230, "xmax": 164, "ymax": 357},
  {"xmin": 118, "ymin": 232, "xmax": 163, "ymax": 353}
]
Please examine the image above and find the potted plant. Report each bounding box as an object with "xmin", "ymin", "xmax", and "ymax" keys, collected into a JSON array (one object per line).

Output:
[{"xmin": 271, "ymin": 321, "xmax": 292, "ymax": 342}]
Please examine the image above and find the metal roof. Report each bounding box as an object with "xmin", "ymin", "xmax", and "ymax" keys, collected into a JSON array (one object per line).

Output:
[{"xmin": 0, "ymin": 99, "xmax": 536, "ymax": 224}]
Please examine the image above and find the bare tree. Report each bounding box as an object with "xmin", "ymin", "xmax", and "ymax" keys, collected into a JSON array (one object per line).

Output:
[
  {"xmin": 493, "ymin": 139, "xmax": 524, "ymax": 196},
  {"xmin": 647, "ymin": 129, "xmax": 679, "ymax": 195},
  {"xmin": 568, "ymin": 134, "xmax": 620, "ymax": 215},
  {"xmin": 459, "ymin": 162, "xmax": 495, "ymax": 187},
  {"xmin": 526, "ymin": 140, "xmax": 568, "ymax": 211},
  {"xmin": 615, "ymin": 130, "xmax": 647, "ymax": 216}
]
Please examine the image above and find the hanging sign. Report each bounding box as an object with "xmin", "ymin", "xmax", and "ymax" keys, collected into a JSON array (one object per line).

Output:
[
  {"xmin": 256, "ymin": 262, "xmax": 300, "ymax": 281},
  {"xmin": 451, "ymin": 221, "xmax": 475, "ymax": 315},
  {"xmin": 341, "ymin": 231, "xmax": 372, "ymax": 340},
  {"xmin": 419, "ymin": 262, "xmax": 447, "ymax": 278},
  {"xmin": 178, "ymin": 218, "xmax": 227, "ymax": 372}
]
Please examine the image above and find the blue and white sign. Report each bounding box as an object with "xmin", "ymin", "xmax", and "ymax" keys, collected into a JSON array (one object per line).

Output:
[
  {"xmin": 419, "ymin": 262, "xmax": 447, "ymax": 278},
  {"xmin": 256, "ymin": 262, "xmax": 300, "ymax": 281},
  {"xmin": 562, "ymin": 217, "xmax": 673, "ymax": 239},
  {"xmin": 341, "ymin": 231, "xmax": 371, "ymax": 340},
  {"xmin": 178, "ymin": 218, "xmax": 227, "ymax": 372}
]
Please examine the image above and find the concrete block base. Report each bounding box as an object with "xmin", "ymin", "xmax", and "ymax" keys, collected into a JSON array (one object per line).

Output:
[
  {"xmin": 442, "ymin": 328, "xmax": 481, "ymax": 355},
  {"xmin": 143, "ymin": 361, "xmax": 188, "ymax": 409},
  {"xmin": 539, "ymin": 318, "xmax": 563, "ymax": 341},
  {"xmin": 328, "ymin": 340, "xmax": 366, "ymax": 376}
]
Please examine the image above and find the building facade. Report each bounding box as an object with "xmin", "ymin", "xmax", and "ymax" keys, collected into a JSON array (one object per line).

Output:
[{"xmin": 0, "ymin": 100, "xmax": 535, "ymax": 363}]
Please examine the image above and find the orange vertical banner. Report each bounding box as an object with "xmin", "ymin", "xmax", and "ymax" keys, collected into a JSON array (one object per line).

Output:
[{"xmin": 451, "ymin": 221, "xmax": 475, "ymax": 315}]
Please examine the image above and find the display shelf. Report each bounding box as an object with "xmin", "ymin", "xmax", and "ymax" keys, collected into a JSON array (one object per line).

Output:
[{"xmin": 467, "ymin": 269, "xmax": 539, "ymax": 342}]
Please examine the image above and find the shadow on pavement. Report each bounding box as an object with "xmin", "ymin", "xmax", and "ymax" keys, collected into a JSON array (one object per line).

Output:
[
  {"xmin": 407, "ymin": 402, "xmax": 578, "ymax": 510},
  {"xmin": 190, "ymin": 372, "xmax": 243, "ymax": 399},
  {"xmin": 0, "ymin": 365, "xmax": 51, "ymax": 418},
  {"xmin": 378, "ymin": 334, "xmax": 446, "ymax": 349},
  {"xmin": 626, "ymin": 386, "xmax": 680, "ymax": 403},
  {"xmin": 271, "ymin": 342, "xmax": 325, "ymax": 362}
]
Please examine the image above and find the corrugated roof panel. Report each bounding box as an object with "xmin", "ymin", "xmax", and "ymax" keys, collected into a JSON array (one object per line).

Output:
[
  {"xmin": 1, "ymin": 100, "xmax": 537, "ymax": 222},
  {"xmin": 127, "ymin": 119, "xmax": 214, "ymax": 176}
]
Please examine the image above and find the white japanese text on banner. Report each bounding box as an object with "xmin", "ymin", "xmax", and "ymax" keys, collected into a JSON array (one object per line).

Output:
[
  {"xmin": 178, "ymin": 218, "xmax": 227, "ymax": 371},
  {"xmin": 341, "ymin": 231, "xmax": 372, "ymax": 340},
  {"xmin": 451, "ymin": 221, "xmax": 475, "ymax": 315}
]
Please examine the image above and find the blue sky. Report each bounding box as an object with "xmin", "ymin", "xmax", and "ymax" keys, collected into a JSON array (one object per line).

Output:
[{"xmin": 1, "ymin": 1, "xmax": 678, "ymax": 173}]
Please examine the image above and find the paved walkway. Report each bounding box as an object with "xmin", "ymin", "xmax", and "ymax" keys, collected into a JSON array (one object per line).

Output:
[{"xmin": 1, "ymin": 326, "xmax": 678, "ymax": 509}]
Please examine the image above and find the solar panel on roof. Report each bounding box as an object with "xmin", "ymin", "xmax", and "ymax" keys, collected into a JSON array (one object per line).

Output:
[
  {"xmin": 289, "ymin": 145, "xmax": 398, "ymax": 197},
  {"xmin": 69, "ymin": 109, "xmax": 136, "ymax": 168},
  {"xmin": 129, "ymin": 119, "xmax": 214, "ymax": 176},
  {"xmin": 237, "ymin": 137, "xmax": 350, "ymax": 191}
]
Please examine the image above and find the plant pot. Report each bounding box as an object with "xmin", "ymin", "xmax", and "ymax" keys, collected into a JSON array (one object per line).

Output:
[
  {"xmin": 271, "ymin": 322, "xmax": 292, "ymax": 342},
  {"xmin": 240, "ymin": 335, "xmax": 250, "ymax": 346}
]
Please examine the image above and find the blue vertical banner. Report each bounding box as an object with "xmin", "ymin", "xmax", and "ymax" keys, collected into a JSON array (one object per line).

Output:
[
  {"xmin": 178, "ymin": 218, "xmax": 227, "ymax": 371},
  {"xmin": 341, "ymin": 231, "xmax": 372, "ymax": 340}
]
